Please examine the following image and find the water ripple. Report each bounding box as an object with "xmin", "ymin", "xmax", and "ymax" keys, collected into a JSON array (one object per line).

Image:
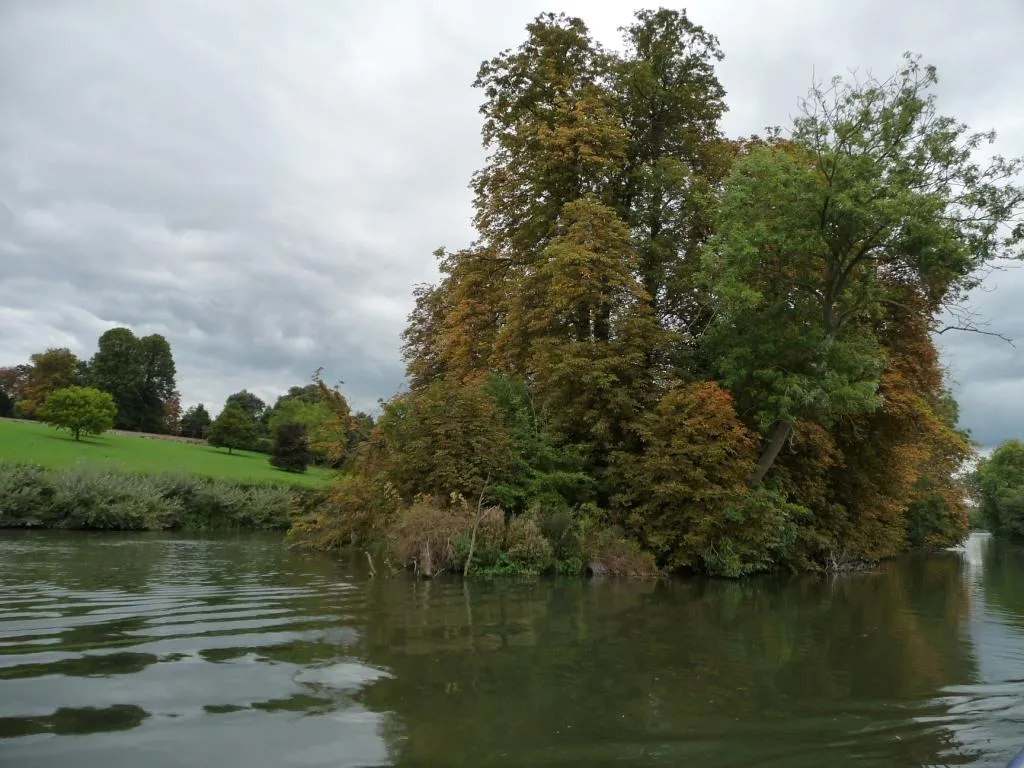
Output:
[
  {"xmin": 3, "ymin": 531, "xmax": 1024, "ymax": 767},
  {"xmin": 0, "ymin": 533, "xmax": 390, "ymax": 768}
]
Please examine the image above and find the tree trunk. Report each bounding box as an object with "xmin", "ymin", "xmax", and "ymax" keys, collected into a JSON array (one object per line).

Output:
[
  {"xmin": 746, "ymin": 420, "xmax": 793, "ymax": 488},
  {"xmin": 228, "ymin": 446, "xmax": 233, "ymax": 455},
  {"xmin": 74, "ymin": 428, "xmax": 80, "ymax": 441},
  {"xmin": 463, "ymin": 475, "xmax": 491, "ymax": 578}
]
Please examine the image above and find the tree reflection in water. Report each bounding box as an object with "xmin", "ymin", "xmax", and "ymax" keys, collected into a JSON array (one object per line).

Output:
[{"xmin": 353, "ymin": 551, "xmax": 981, "ymax": 767}]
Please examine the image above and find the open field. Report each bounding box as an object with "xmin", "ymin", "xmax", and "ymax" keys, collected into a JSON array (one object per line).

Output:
[{"xmin": 0, "ymin": 419, "xmax": 334, "ymax": 488}]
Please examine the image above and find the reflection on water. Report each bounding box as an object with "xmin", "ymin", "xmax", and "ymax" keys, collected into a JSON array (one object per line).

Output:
[
  {"xmin": 0, "ymin": 531, "xmax": 1022, "ymax": 767},
  {"xmin": 934, "ymin": 533, "xmax": 1024, "ymax": 762}
]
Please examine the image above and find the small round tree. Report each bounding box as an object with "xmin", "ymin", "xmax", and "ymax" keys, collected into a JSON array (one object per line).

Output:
[
  {"xmin": 39, "ymin": 386, "xmax": 117, "ymax": 441},
  {"xmin": 270, "ymin": 422, "xmax": 311, "ymax": 473},
  {"xmin": 207, "ymin": 401, "xmax": 258, "ymax": 455}
]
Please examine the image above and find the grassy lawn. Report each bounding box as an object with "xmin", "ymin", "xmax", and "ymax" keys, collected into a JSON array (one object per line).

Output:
[{"xmin": 0, "ymin": 419, "xmax": 334, "ymax": 488}]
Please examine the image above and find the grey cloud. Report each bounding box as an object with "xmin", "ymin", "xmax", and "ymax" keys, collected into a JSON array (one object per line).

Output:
[
  {"xmin": 0, "ymin": 0, "xmax": 487, "ymax": 412},
  {"xmin": 1, "ymin": 0, "xmax": 1022, "ymax": 444},
  {"xmin": 934, "ymin": 265, "xmax": 1024, "ymax": 449}
]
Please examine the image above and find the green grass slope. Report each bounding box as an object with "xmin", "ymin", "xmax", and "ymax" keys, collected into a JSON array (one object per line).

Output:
[{"xmin": 0, "ymin": 419, "xmax": 333, "ymax": 488}]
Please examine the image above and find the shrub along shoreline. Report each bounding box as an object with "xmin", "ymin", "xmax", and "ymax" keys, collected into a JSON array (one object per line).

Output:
[
  {"xmin": 290, "ymin": 481, "xmax": 661, "ymax": 579},
  {"xmin": 0, "ymin": 461, "xmax": 309, "ymax": 532}
]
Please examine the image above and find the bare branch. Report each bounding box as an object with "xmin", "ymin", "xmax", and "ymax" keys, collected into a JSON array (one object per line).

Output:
[{"xmin": 935, "ymin": 324, "xmax": 1014, "ymax": 346}]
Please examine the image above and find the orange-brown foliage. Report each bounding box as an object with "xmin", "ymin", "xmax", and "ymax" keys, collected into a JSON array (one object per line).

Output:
[
  {"xmin": 827, "ymin": 298, "xmax": 971, "ymax": 559},
  {"xmin": 612, "ymin": 381, "xmax": 758, "ymax": 570}
]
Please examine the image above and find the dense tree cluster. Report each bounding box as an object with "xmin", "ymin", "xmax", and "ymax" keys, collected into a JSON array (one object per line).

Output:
[
  {"xmin": 1, "ymin": 329, "xmax": 177, "ymax": 432},
  {"xmin": 204, "ymin": 369, "xmax": 369, "ymax": 472},
  {"xmin": 4, "ymin": 10, "xmax": 1020, "ymax": 571},
  {"xmin": 295, "ymin": 10, "xmax": 1022, "ymax": 576}
]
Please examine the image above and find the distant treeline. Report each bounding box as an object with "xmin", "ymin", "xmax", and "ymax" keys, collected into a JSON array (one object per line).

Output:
[
  {"xmin": 1, "ymin": 329, "xmax": 174, "ymax": 431},
  {"xmin": 0, "ymin": 330, "xmax": 373, "ymax": 474}
]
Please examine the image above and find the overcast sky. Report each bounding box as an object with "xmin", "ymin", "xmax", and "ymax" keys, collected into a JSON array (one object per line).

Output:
[{"xmin": 1, "ymin": 0, "xmax": 1022, "ymax": 447}]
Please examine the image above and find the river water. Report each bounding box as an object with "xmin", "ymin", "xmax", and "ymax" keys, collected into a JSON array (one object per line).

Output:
[{"xmin": 0, "ymin": 531, "xmax": 1022, "ymax": 767}]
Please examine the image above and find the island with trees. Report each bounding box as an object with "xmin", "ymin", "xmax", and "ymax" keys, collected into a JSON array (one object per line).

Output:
[
  {"xmin": 3, "ymin": 9, "xmax": 1024, "ymax": 579},
  {"xmin": 291, "ymin": 10, "xmax": 1024, "ymax": 577}
]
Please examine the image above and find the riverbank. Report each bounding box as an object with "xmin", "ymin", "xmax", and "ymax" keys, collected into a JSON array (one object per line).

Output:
[{"xmin": 0, "ymin": 461, "xmax": 323, "ymax": 532}]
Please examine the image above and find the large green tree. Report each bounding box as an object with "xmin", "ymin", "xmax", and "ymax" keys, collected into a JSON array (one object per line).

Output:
[
  {"xmin": 88, "ymin": 328, "xmax": 142, "ymax": 427},
  {"xmin": 139, "ymin": 334, "xmax": 177, "ymax": 432},
  {"xmin": 267, "ymin": 397, "xmax": 329, "ymax": 437},
  {"xmin": 89, "ymin": 328, "xmax": 177, "ymax": 432},
  {"xmin": 613, "ymin": 8, "xmax": 728, "ymax": 333},
  {"xmin": 225, "ymin": 390, "xmax": 268, "ymax": 425},
  {"xmin": 700, "ymin": 56, "xmax": 1024, "ymax": 486},
  {"xmin": 265, "ymin": 371, "xmax": 353, "ymax": 466}
]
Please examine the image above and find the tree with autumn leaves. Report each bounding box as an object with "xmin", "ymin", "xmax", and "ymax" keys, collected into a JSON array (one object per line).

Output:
[
  {"xmin": 10, "ymin": 348, "xmax": 80, "ymax": 418},
  {"xmin": 295, "ymin": 11, "xmax": 1023, "ymax": 576}
]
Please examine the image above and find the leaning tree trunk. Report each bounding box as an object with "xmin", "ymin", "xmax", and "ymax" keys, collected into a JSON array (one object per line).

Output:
[
  {"xmin": 463, "ymin": 474, "xmax": 491, "ymax": 578},
  {"xmin": 746, "ymin": 420, "xmax": 793, "ymax": 488}
]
